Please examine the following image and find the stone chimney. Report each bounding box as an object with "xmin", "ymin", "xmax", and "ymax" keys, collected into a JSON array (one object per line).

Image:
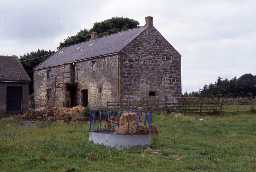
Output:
[
  {"xmin": 90, "ymin": 32, "xmax": 97, "ymax": 40},
  {"xmin": 145, "ymin": 16, "xmax": 153, "ymax": 27}
]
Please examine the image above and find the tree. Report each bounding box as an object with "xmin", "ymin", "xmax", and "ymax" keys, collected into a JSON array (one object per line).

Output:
[
  {"xmin": 185, "ymin": 74, "xmax": 256, "ymax": 98},
  {"xmin": 237, "ymin": 74, "xmax": 256, "ymax": 97},
  {"xmin": 58, "ymin": 17, "xmax": 139, "ymax": 49},
  {"xmin": 59, "ymin": 29, "xmax": 90, "ymax": 49},
  {"xmin": 19, "ymin": 49, "xmax": 55, "ymax": 94}
]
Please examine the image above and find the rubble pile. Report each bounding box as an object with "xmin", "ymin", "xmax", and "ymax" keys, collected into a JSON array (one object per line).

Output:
[{"xmin": 22, "ymin": 105, "xmax": 86, "ymax": 122}]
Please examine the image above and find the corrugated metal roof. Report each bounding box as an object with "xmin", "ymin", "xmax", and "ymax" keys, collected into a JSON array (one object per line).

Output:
[
  {"xmin": 0, "ymin": 56, "xmax": 31, "ymax": 82},
  {"xmin": 35, "ymin": 26, "xmax": 146, "ymax": 70}
]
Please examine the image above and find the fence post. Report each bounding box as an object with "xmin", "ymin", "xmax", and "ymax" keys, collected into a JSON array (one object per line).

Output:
[
  {"xmin": 165, "ymin": 98, "xmax": 168, "ymax": 114},
  {"xmin": 183, "ymin": 98, "xmax": 187, "ymax": 114},
  {"xmin": 199, "ymin": 98, "xmax": 202, "ymax": 115},
  {"xmin": 218, "ymin": 97, "xmax": 223, "ymax": 114}
]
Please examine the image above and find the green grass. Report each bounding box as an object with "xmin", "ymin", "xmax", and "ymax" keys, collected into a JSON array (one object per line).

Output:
[
  {"xmin": 1, "ymin": 112, "xmax": 256, "ymax": 172},
  {"xmin": 223, "ymin": 105, "xmax": 256, "ymax": 113}
]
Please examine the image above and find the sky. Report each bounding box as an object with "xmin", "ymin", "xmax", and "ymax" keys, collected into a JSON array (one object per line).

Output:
[{"xmin": 0, "ymin": 0, "xmax": 255, "ymax": 92}]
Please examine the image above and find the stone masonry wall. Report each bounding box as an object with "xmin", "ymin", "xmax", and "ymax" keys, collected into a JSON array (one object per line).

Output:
[
  {"xmin": 34, "ymin": 66, "xmax": 65, "ymax": 111},
  {"xmin": 76, "ymin": 55, "xmax": 119, "ymax": 108},
  {"xmin": 34, "ymin": 55, "xmax": 119, "ymax": 110},
  {"xmin": 120, "ymin": 26, "xmax": 181, "ymax": 102}
]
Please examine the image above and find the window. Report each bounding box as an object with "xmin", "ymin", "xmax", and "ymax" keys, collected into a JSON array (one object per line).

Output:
[
  {"xmin": 149, "ymin": 91, "xmax": 156, "ymax": 97},
  {"xmin": 162, "ymin": 55, "xmax": 173, "ymax": 61},
  {"xmin": 47, "ymin": 69, "xmax": 51, "ymax": 79},
  {"xmin": 46, "ymin": 88, "xmax": 51, "ymax": 102},
  {"xmin": 91, "ymin": 60, "xmax": 96, "ymax": 72},
  {"xmin": 70, "ymin": 63, "xmax": 76, "ymax": 82},
  {"xmin": 81, "ymin": 89, "xmax": 88, "ymax": 107},
  {"xmin": 98, "ymin": 86, "xmax": 102, "ymax": 94}
]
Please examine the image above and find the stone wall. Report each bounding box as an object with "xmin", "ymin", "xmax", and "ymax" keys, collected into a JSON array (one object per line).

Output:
[
  {"xmin": 0, "ymin": 82, "xmax": 29, "ymax": 114},
  {"xmin": 120, "ymin": 26, "xmax": 181, "ymax": 102},
  {"xmin": 34, "ymin": 69, "xmax": 47, "ymax": 111},
  {"xmin": 34, "ymin": 55, "xmax": 119, "ymax": 110},
  {"xmin": 34, "ymin": 66, "xmax": 65, "ymax": 111},
  {"xmin": 76, "ymin": 55, "xmax": 119, "ymax": 108}
]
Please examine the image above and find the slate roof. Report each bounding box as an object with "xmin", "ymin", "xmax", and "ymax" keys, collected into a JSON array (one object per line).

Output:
[
  {"xmin": 35, "ymin": 26, "xmax": 146, "ymax": 70},
  {"xmin": 0, "ymin": 56, "xmax": 31, "ymax": 82}
]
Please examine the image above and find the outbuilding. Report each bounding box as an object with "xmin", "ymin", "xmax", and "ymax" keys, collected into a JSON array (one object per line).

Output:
[{"xmin": 0, "ymin": 56, "xmax": 30, "ymax": 114}]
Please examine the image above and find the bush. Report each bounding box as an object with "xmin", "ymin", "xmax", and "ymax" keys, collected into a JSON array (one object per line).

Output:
[{"xmin": 83, "ymin": 106, "xmax": 90, "ymax": 117}]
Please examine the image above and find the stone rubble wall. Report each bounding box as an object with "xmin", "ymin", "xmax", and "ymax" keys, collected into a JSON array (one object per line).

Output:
[
  {"xmin": 120, "ymin": 26, "xmax": 182, "ymax": 102},
  {"xmin": 34, "ymin": 66, "xmax": 65, "ymax": 111},
  {"xmin": 34, "ymin": 55, "xmax": 119, "ymax": 111},
  {"xmin": 76, "ymin": 55, "xmax": 119, "ymax": 108}
]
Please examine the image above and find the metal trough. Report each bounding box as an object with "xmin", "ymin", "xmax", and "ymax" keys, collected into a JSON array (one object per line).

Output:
[{"xmin": 89, "ymin": 132, "xmax": 151, "ymax": 149}]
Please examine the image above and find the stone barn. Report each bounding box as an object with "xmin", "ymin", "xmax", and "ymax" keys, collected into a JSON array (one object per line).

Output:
[
  {"xmin": 0, "ymin": 56, "xmax": 30, "ymax": 114},
  {"xmin": 34, "ymin": 16, "xmax": 181, "ymax": 111}
]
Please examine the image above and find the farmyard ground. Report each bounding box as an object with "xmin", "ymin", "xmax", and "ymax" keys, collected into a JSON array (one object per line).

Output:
[{"xmin": 1, "ymin": 112, "xmax": 256, "ymax": 172}]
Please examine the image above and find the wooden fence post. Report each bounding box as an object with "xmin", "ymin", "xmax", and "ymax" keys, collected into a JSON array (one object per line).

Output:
[{"xmin": 199, "ymin": 98, "xmax": 202, "ymax": 115}]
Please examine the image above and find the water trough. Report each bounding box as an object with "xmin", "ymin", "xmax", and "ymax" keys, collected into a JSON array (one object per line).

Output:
[{"xmin": 89, "ymin": 132, "xmax": 151, "ymax": 149}]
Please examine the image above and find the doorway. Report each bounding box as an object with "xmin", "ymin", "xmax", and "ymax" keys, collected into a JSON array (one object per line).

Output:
[
  {"xmin": 81, "ymin": 89, "xmax": 88, "ymax": 107},
  {"xmin": 65, "ymin": 83, "xmax": 77, "ymax": 107},
  {"xmin": 6, "ymin": 86, "xmax": 22, "ymax": 113}
]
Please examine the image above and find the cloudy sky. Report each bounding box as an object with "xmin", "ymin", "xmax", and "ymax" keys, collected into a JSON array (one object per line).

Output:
[{"xmin": 0, "ymin": 0, "xmax": 255, "ymax": 92}]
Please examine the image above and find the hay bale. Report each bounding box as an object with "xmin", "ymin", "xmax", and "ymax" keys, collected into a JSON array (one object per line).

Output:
[
  {"xmin": 115, "ymin": 112, "xmax": 137, "ymax": 135},
  {"xmin": 115, "ymin": 111, "xmax": 159, "ymax": 135}
]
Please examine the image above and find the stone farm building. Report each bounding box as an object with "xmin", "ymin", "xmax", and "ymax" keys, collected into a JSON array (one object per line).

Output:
[
  {"xmin": 0, "ymin": 56, "xmax": 30, "ymax": 114},
  {"xmin": 34, "ymin": 16, "xmax": 181, "ymax": 111}
]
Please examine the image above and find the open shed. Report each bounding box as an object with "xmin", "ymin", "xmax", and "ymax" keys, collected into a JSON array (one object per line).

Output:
[{"xmin": 0, "ymin": 56, "xmax": 30, "ymax": 114}]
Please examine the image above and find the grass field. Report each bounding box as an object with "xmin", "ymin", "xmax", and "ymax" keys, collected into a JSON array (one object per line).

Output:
[{"xmin": 1, "ymin": 112, "xmax": 256, "ymax": 172}]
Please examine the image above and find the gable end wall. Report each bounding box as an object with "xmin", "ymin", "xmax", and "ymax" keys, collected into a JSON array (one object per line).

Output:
[
  {"xmin": 34, "ymin": 66, "xmax": 65, "ymax": 111},
  {"xmin": 120, "ymin": 26, "xmax": 181, "ymax": 102}
]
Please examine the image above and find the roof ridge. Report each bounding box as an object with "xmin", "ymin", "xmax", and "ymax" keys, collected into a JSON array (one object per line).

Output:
[
  {"xmin": 0, "ymin": 55, "xmax": 30, "ymax": 82},
  {"xmin": 14, "ymin": 56, "xmax": 31, "ymax": 81},
  {"xmin": 35, "ymin": 26, "xmax": 147, "ymax": 70},
  {"xmin": 0, "ymin": 55, "xmax": 17, "ymax": 58},
  {"xmin": 92, "ymin": 26, "xmax": 144, "ymax": 40},
  {"xmin": 59, "ymin": 26, "xmax": 145, "ymax": 51}
]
